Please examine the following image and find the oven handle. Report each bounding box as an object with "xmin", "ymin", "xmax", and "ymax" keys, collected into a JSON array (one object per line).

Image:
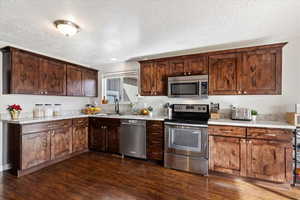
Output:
[{"xmin": 164, "ymin": 122, "xmax": 208, "ymax": 128}]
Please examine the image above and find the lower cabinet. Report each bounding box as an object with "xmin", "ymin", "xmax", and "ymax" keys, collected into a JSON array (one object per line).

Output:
[
  {"xmin": 72, "ymin": 118, "xmax": 89, "ymax": 153},
  {"xmin": 21, "ymin": 131, "xmax": 51, "ymax": 170},
  {"xmin": 89, "ymin": 118, "xmax": 120, "ymax": 154},
  {"xmin": 147, "ymin": 121, "xmax": 164, "ymax": 161},
  {"xmin": 50, "ymin": 127, "xmax": 72, "ymax": 160},
  {"xmin": 209, "ymin": 136, "xmax": 246, "ymax": 176},
  {"xmin": 246, "ymin": 139, "xmax": 293, "ymax": 183},
  {"xmin": 208, "ymin": 125, "xmax": 293, "ymax": 183}
]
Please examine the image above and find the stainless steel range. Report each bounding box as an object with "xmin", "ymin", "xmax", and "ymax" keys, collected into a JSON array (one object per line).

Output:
[{"xmin": 164, "ymin": 104, "xmax": 209, "ymax": 175}]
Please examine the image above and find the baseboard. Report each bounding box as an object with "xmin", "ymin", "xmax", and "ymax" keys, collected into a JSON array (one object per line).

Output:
[{"xmin": 0, "ymin": 163, "xmax": 11, "ymax": 172}]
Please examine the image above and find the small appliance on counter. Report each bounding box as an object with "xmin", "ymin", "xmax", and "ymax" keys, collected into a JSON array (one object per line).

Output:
[
  {"xmin": 286, "ymin": 104, "xmax": 300, "ymax": 126},
  {"xmin": 231, "ymin": 106, "xmax": 252, "ymax": 121}
]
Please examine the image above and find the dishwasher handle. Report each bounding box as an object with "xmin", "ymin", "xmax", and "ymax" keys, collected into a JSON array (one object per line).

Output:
[{"xmin": 121, "ymin": 120, "xmax": 146, "ymax": 126}]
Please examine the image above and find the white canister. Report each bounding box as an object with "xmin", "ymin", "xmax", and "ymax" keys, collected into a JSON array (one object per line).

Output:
[{"xmin": 44, "ymin": 104, "xmax": 53, "ymax": 117}]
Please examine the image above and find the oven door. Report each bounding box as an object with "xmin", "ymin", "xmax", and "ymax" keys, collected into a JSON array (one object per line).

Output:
[
  {"xmin": 168, "ymin": 81, "xmax": 199, "ymax": 97},
  {"xmin": 165, "ymin": 122, "xmax": 208, "ymax": 158}
]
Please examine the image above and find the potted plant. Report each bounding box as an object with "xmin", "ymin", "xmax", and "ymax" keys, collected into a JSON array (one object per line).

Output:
[
  {"xmin": 251, "ymin": 110, "xmax": 258, "ymax": 121},
  {"xmin": 7, "ymin": 104, "xmax": 22, "ymax": 120}
]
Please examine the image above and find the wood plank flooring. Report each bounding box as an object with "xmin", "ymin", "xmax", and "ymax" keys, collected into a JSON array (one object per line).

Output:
[{"xmin": 0, "ymin": 152, "xmax": 299, "ymax": 200}]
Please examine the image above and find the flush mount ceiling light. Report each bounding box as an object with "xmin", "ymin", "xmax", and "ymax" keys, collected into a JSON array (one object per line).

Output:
[{"xmin": 54, "ymin": 20, "xmax": 80, "ymax": 37}]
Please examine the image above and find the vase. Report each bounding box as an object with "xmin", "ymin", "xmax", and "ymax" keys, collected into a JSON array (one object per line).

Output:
[
  {"xmin": 252, "ymin": 115, "xmax": 257, "ymax": 121},
  {"xmin": 10, "ymin": 110, "xmax": 20, "ymax": 120}
]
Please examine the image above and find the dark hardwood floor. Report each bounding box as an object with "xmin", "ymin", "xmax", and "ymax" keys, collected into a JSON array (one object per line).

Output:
[{"xmin": 0, "ymin": 152, "xmax": 299, "ymax": 200}]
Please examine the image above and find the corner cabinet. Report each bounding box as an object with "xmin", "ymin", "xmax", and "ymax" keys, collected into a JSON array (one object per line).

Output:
[{"xmin": 1, "ymin": 47, "xmax": 98, "ymax": 97}]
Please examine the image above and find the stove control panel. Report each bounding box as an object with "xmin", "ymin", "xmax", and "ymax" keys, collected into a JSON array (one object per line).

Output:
[{"xmin": 173, "ymin": 104, "xmax": 208, "ymax": 113}]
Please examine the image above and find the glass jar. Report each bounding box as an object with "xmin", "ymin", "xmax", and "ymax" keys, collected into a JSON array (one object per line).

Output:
[
  {"xmin": 33, "ymin": 104, "xmax": 44, "ymax": 118},
  {"xmin": 53, "ymin": 104, "xmax": 62, "ymax": 116},
  {"xmin": 44, "ymin": 104, "xmax": 53, "ymax": 117}
]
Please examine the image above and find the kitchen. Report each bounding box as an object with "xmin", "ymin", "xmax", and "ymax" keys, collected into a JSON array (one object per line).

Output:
[{"xmin": 1, "ymin": 1, "xmax": 300, "ymax": 200}]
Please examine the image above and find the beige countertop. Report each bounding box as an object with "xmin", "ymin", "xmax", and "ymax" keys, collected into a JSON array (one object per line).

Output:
[
  {"xmin": 2, "ymin": 114, "xmax": 296, "ymax": 130},
  {"xmin": 208, "ymin": 119, "xmax": 296, "ymax": 130},
  {"xmin": 1, "ymin": 113, "xmax": 165, "ymax": 124}
]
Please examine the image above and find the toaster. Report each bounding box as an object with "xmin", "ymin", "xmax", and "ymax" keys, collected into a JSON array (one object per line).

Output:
[{"xmin": 231, "ymin": 107, "xmax": 252, "ymax": 121}]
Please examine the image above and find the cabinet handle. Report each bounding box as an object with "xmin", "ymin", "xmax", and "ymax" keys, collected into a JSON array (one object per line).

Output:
[
  {"xmin": 264, "ymin": 133, "xmax": 276, "ymax": 137},
  {"xmin": 51, "ymin": 130, "xmax": 55, "ymax": 136},
  {"xmin": 248, "ymin": 140, "xmax": 252, "ymax": 144},
  {"xmin": 188, "ymin": 72, "xmax": 191, "ymax": 75},
  {"xmin": 243, "ymin": 91, "xmax": 247, "ymax": 94},
  {"xmin": 184, "ymin": 72, "xmax": 187, "ymax": 75},
  {"xmin": 241, "ymin": 139, "xmax": 246, "ymax": 143},
  {"xmin": 238, "ymin": 91, "xmax": 242, "ymax": 94},
  {"xmin": 40, "ymin": 91, "xmax": 44, "ymax": 94},
  {"xmin": 45, "ymin": 91, "xmax": 48, "ymax": 95}
]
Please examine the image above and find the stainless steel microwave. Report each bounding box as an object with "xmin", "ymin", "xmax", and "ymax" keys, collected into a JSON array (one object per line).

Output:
[{"xmin": 168, "ymin": 75, "xmax": 208, "ymax": 98}]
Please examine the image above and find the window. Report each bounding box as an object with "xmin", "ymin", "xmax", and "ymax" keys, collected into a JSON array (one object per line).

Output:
[{"xmin": 102, "ymin": 71, "xmax": 138, "ymax": 104}]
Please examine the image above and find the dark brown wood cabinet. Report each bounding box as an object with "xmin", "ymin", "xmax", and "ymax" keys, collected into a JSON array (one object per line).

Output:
[
  {"xmin": 139, "ymin": 42, "xmax": 286, "ymax": 96},
  {"xmin": 209, "ymin": 136, "xmax": 246, "ymax": 176},
  {"xmin": 82, "ymin": 69, "xmax": 98, "ymax": 97},
  {"xmin": 209, "ymin": 53, "xmax": 242, "ymax": 95},
  {"xmin": 89, "ymin": 118, "xmax": 120, "ymax": 154},
  {"xmin": 208, "ymin": 125, "xmax": 293, "ymax": 183},
  {"xmin": 241, "ymin": 48, "xmax": 282, "ymax": 95},
  {"xmin": 50, "ymin": 127, "xmax": 72, "ymax": 160},
  {"xmin": 67, "ymin": 64, "xmax": 84, "ymax": 96},
  {"xmin": 1, "ymin": 47, "xmax": 98, "ymax": 97},
  {"xmin": 21, "ymin": 131, "xmax": 51, "ymax": 170},
  {"xmin": 72, "ymin": 118, "xmax": 89, "ymax": 153},
  {"xmin": 147, "ymin": 121, "xmax": 164, "ymax": 161},
  {"xmin": 4, "ymin": 48, "xmax": 41, "ymax": 94},
  {"xmin": 40, "ymin": 58, "xmax": 66, "ymax": 95}
]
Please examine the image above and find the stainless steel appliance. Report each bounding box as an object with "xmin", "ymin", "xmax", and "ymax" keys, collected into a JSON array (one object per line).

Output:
[
  {"xmin": 168, "ymin": 75, "xmax": 208, "ymax": 98},
  {"xmin": 231, "ymin": 106, "xmax": 252, "ymax": 121},
  {"xmin": 164, "ymin": 104, "xmax": 209, "ymax": 175},
  {"xmin": 120, "ymin": 119, "xmax": 146, "ymax": 159}
]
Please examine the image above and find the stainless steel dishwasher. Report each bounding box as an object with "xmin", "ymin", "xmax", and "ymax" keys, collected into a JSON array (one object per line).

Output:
[{"xmin": 120, "ymin": 119, "xmax": 147, "ymax": 159}]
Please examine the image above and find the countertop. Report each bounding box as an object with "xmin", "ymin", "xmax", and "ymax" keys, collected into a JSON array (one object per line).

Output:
[
  {"xmin": 2, "ymin": 114, "xmax": 296, "ymax": 129},
  {"xmin": 1, "ymin": 113, "xmax": 165, "ymax": 124},
  {"xmin": 208, "ymin": 119, "xmax": 296, "ymax": 130}
]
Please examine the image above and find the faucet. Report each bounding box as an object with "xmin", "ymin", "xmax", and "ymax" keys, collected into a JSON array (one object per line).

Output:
[{"xmin": 114, "ymin": 98, "xmax": 120, "ymax": 114}]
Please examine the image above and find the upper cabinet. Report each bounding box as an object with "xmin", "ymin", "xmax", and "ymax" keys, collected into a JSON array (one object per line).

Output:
[
  {"xmin": 139, "ymin": 42, "xmax": 286, "ymax": 96},
  {"xmin": 241, "ymin": 48, "xmax": 282, "ymax": 95},
  {"xmin": 209, "ymin": 53, "xmax": 242, "ymax": 95},
  {"xmin": 40, "ymin": 58, "xmax": 66, "ymax": 96},
  {"xmin": 1, "ymin": 47, "xmax": 98, "ymax": 97}
]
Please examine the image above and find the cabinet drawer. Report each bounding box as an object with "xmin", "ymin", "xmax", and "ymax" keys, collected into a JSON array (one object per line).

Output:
[
  {"xmin": 147, "ymin": 121, "xmax": 164, "ymax": 129},
  {"xmin": 73, "ymin": 118, "xmax": 88, "ymax": 127},
  {"xmin": 22, "ymin": 120, "xmax": 72, "ymax": 134},
  {"xmin": 247, "ymin": 128, "xmax": 293, "ymax": 141},
  {"xmin": 208, "ymin": 126, "xmax": 246, "ymax": 137}
]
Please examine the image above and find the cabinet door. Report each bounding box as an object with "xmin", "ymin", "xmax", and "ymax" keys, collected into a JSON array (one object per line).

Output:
[
  {"xmin": 209, "ymin": 136, "xmax": 246, "ymax": 176},
  {"xmin": 209, "ymin": 53, "xmax": 242, "ymax": 95},
  {"xmin": 246, "ymin": 139, "xmax": 293, "ymax": 183},
  {"xmin": 11, "ymin": 50, "xmax": 40, "ymax": 94},
  {"xmin": 50, "ymin": 127, "xmax": 72, "ymax": 160},
  {"xmin": 140, "ymin": 62, "xmax": 155, "ymax": 96},
  {"xmin": 21, "ymin": 131, "xmax": 51, "ymax": 170},
  {"xmin": 83, "ymin": 69, "xmax": 98, "ymax": 97},
  {"xmin": 168, "ymin": 58, "xmax": 185, "ymax": 76},
  {"xmin": 185, "ymin": 56, "xmax": 208, "ymax": 75},
  {"xmin": 67, "ymin": 64, "xmax": 83, "ymax": 96},
  {"xmin": 241, "ymin": 48, "xmax": 282, "ymax": 95},
  {"xmin": 40, "ymin": 58, "xmax": 66, "ymax": 96},
  {"xmin": 147, "ymin": 121, "xmax": 164, "ymax": 161},
  {"xmin": 89, "ymin": 119, "xmax": 107, "ymax": 152},
  {"xmin": 154, "ymin": 61, "xmax": 168, "ymax": 96},
  {"xmin": 72, "ymin": 125, "xmax": 89, "ymax": 153},
  {"xmin": 107, "ymin": 126, "xmax": 120, "ymax": 154}
]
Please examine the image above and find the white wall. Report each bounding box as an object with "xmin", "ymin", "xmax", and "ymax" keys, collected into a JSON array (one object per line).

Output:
[{"xmin": 97, "ymin": 37, "xmax": 300, "ymax": 116}]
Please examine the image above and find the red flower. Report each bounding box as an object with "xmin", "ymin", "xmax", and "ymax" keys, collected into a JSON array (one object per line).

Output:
[{"xmin": 7, "ymin": 104, "xmax": 22, "ymax": 111}]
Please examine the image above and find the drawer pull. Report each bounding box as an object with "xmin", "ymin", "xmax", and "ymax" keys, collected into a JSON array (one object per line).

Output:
[{"xmin": 264, "ymin": 133, "xmax": 277, "ymax": 137}]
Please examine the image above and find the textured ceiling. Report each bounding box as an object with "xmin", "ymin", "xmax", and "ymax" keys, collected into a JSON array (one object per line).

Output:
[{"xmin": 0, "ymin": 0, "xmax": 300, "ymax": 69}]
